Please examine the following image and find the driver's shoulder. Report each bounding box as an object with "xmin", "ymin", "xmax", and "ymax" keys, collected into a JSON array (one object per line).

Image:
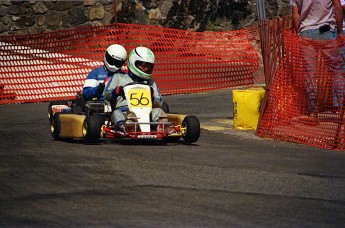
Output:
[
  {"xmin": 148, "ymin": 79, "xmax": 155, "ymax": 86},
  {"xmin": 91, "ymin": 66, "xmax": 106, "ymax": 74},
  {"xmin": 117, "ymin": 72, "xmax": 133, "ymax": 85}
]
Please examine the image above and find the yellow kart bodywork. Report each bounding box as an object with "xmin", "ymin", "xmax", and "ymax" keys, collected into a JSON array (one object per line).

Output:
[
  {"xmin": 167, "ymin": 113, "xmax": 187, "ymax": 125},
  {"xmin": 53, "ymin": 114, "xmax": 86, "ymax": 138}
]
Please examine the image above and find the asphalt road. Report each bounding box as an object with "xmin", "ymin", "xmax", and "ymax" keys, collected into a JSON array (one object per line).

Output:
[{"xmin": 1, "ymin": 89, "xmax": 345, "ymax": 227}]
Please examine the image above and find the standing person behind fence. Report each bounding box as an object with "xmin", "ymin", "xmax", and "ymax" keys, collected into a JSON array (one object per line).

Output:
[
  {"xmin": 291, "ymin": 0, "xmax": 344, "ymax": 115},
  {"xmin": 82, "ymin": 44, "xmax": 127, "ymax": 101},
  {"xmin": 334, "ymin": 0, "xmax": 345, "ymax": 108},
  {"xmin": 103, "ymin": 46, "xmax": 168, "ymax": 130}
]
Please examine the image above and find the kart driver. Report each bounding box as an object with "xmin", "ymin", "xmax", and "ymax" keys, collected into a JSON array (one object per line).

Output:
[
  {"xmin": 82, "ymin": 44, "xmax": 127, "ymax": 100},
  {"xmin": 103, "ymin": 46, "xmax": 168, "ymax": 129}
]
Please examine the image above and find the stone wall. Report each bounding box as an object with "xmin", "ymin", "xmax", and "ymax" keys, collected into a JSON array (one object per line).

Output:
[
  {"xmin": 0, "ymin": 0, "xmax": 290, "ymax": 36},
  {"xmin": 0, "ymin": 0, "xmax": 115, "ymax": 35}
]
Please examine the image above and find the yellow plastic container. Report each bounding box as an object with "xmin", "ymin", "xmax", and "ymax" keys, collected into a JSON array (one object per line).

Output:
[{"xmin": 232, "ymin": 87, "xmax": 265, "ymax": 130}]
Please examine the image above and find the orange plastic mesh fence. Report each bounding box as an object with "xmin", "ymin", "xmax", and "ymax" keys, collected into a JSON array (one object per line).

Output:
[
  {"xmin": 0, "ymin": 23, "xmax": 262, "ymax": 104},
  {"xmin": 257, "ymin": 30, "xmax": 345, "ymax": 150}
]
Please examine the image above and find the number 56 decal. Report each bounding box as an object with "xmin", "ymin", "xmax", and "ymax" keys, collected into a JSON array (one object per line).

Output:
[{"xmin": 128, "ymin": 89, "xmax": 152, "ymax": 108}]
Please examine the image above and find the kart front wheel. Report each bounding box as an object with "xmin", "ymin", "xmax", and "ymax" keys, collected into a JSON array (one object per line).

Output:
[
  {"xmin": 182, "ymin": 115, "xmax": 200, "ymax": 144},
  {"xmin": 83, "ymin": 114, "xmax": 105, "ymax": 143}
]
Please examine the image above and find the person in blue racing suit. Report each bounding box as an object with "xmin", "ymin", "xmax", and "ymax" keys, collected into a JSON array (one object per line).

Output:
[
  {"xmin": 103, "ymin": 46, "xmax": 168, "ymax": 131},
  {"xmin": 82, "ymin": 44, "xmax": 127, "ymax": 101}
]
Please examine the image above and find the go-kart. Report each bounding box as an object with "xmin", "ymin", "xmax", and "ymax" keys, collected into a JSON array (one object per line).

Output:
[{"xmin": 48, "ymin": 83, "xmax": 200, "ymax": 144}]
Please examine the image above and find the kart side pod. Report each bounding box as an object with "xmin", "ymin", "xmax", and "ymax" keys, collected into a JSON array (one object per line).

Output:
[
  {"xmin": 51, "ymin": 113, "xmax": 86, "ymax": 139},
  {"xmin": 51, "ymin": 113, "xmax": 105, "ymax": 143},
  {"xmin": 167, "ymin": 114, "xmax": 187, "ymax": 125}
]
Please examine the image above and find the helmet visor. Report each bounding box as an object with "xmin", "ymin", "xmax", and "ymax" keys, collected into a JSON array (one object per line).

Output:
[
  {"xmin": 105, "ymin": 51, "xmax": 125, "ymax": 68},
  {"xmin": 135, "ymin": 61, "xmax": 154, "ymax": 74}
]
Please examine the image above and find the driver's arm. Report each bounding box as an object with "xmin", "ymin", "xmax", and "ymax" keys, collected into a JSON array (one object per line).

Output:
[
  {"xmin": 334, "ymin": 0, "xmax": 344, "ymax": 38},
  {"xmin": 151, "ymin": 82, "xmax": 163, "ymax": 106},
  {"xmin": 83, "ymin": 70, "xmax": 102, "ymax": 100},
  {"xmin": 103, "ymin": 75, "xmax": 118, "ymax": 103}
]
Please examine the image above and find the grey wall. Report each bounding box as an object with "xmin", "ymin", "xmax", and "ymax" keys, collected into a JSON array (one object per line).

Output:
[{"xmin": 0, "ymin": 0, "xmax": 290, "ymax": 36}]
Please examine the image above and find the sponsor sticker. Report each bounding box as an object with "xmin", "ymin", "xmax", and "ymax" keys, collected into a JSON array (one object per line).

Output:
[{"xmin": 137, "ymin": 135, "xmax": 157, "ymax": 139}]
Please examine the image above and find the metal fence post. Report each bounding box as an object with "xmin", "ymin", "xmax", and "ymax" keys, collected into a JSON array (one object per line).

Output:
[{"xmin": 256, "ymin": 0, "xmax": 266, "ymax": 20}]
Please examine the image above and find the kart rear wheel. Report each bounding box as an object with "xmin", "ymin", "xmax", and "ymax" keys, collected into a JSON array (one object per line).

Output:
[
  {"xmin": 51, "ymin": 113, "xmax": 61, "ymax": 140},
  {"xmin": 48, "ymin": 100, "xmax": 69, "ymax": 122},
  {"xmin": 83, "ymin": 114, "xmax": 105, "ymax": 143},
  {"xmin": 182, "ymin": 115, "xmax": 200, "ymax": 144},
  {"xmin": 162, "ymin": 101, "xmax": 169, "ymax": 113}
]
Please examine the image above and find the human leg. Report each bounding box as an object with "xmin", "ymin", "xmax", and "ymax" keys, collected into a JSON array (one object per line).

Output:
[
  {"xmin": 151, "ymin": 108, "xmax": 168, "ymax": 134},
  {"xmin": 321, "ymin": 41, "xmax": 345, "ymax": 108},
  {"xmin": 300, "ymin": 42, "xmax": 318, "ymax": 113},
  {"xmin": 151, "ymin": 108, "xmax": 168, "ymax": 122},
  {"xmin": 111, "ymin": 108, "xmax": 126, "ymax": 125},
  {"xmin": 299, "ymin": 30, "xmax": 342, "ymax": 113}
]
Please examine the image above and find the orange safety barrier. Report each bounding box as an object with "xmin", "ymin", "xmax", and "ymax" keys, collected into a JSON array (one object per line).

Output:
[
  {"xmin": 3, "ymin": 18, "xmax": 345, "ymax": 150},
  {"xmin": 0, "ymin": 23, "xmax": 261, "ymax": 104},
  {"xmin": 257, "ymin": 27, "xmax": 345, "ymax": 150}
]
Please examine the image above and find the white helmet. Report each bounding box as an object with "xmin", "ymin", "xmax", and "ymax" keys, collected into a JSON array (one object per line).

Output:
[
  {"xmin": 128, "ymin": 47, "xmax": 155, "ymax": 80},
  {"xmin": 104, "ymin": 44, "xmax": 127, "ymax": 73}
]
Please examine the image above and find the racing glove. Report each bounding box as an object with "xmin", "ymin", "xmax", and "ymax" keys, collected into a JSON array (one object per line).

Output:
[
  {"xmin": 113, "ymin": 86, "xmax": 125, "ymax": 99},
  {"xmin": 96, "ymin": 83, "xmax": 105, "ymax": 93}
]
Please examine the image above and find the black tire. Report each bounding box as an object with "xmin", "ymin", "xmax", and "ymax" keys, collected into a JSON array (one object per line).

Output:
[
  {"xmin": 162, "ymin": 101, "xmax": 169, "ymax": 113},
  {"xmin": 51, "ymin": 113, "xmax": 61, "ymax": 140},
  {"xmin": 163, "ymin": 136, "xmax": 181, "ymax": 143},
  {"xmin": 48, "ymin": 100, "xmax": 69, "ymax": 122},
  {"xmin": 182, "ymin": 115, "xmax": 200, "ymax": 144},
  {"xmin": 83, "ymin": 114, "xmax": 105, "ymax": 143}
]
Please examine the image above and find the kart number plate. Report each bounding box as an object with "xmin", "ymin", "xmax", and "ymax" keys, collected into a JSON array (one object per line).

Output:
[
  {"xmin": 138, "ymin": 135, "xmax": 157, "ymax": 139},
  {"xmin": 128, "ymin": 88, "xmax": 152, "ymax": 108}
]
